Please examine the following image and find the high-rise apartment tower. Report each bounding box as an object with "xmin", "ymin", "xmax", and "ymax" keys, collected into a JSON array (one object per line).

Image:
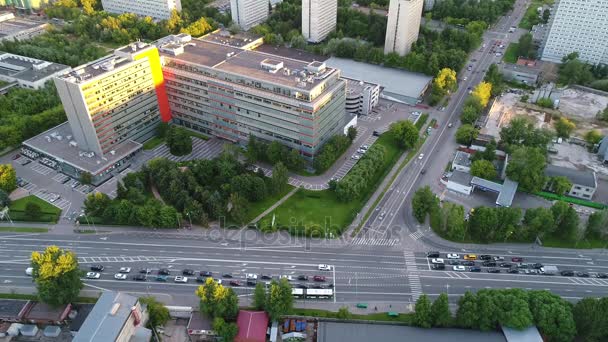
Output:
[
  {"xmin": 384, "ymin": 0, "xmax": 423, "ymax": 56},
  {"xmin": 302, "ymin": 0, "xmax": 337, "ymax": 43},
  {"xmin": 230, "ymin": 0, "xmax": 269, "ymax": 30},
  {"xmin": 101, "ymin": 0, "xmax": 181, "ymax": 20}
]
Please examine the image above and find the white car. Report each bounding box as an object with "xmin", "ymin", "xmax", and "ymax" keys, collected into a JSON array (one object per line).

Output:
[
  {"xmin": 418, "ymin": 153, "xmax": 424, "ymax": 160},
  {"xmin": 493, "ymin": 256, "xmax": 505, "ymax": 261},
  {"xmin": 246, "ymin": 273, "xmax": 258, "ymax": 280},
  {"xmin": 280, "ymin": 275, "xmax": 294, "ymax": 281},
  {"xmin": 215, "ymin": 279, "xmax": 223, "ymax": 285},
  {"xmin": 318, "ymin": 264, "xmax": 332, "ymax": 271},
  {"xmin": 357, "ymin": 148, "xmax": 366, "ymax": 154},
  {"xmin": 352, "ymin": 154, "xmax": 360, "ymax": 160},
  {"xmin": 447, "ymin": 254, "xmax": 460, "ymax": 259},
  {"xmin": 25, "ymin": 267, "xmax": 33, "ymax": 276},
  {"xmin": 119, "ymin": 267, "xmax": 131, "ymax": 273},
  {"xmin": 114, "ymin": 273, "xmax": 127, "ymax": 280},
  {"xmin": 361, "ymin": 145, "xmax": 369, "ymax": 150},
  {"xmin": 174, "ymin": 276, "xmax": 188, "ymax": 283},
  {"xmin": 86, "ymin": 272, "xmax": 100, "ymax": 279},
  {"xmin": 453, "ymin": 266, "xmax": 466, "ymax": 271},
  {"xmin": 431, "ymin": 258, "xmax": 445, "ymax": 264}
]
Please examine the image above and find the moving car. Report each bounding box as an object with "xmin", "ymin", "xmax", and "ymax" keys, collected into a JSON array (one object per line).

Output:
[
  {"xmin": 511, "ymin": 257, "xmax": 524, "ymax": 262},
  {"xmin": 487, "ymin": 268, "xmax": 501, "ymax": 273},
  {"xmin": 114, "ymin": 273, "xmax": 127, "ymax": 280},
  {"xmin": 140, "ymin": 268, "xmax": 152, "ymax": 274},
  {"xmin": 596, "ymin": 273, "xmax": 608, "ymax": 279},
  {"xmin": 222, "ymin": 273, "xmax": 233, "ymax": 278},
  {"xmin": 449, "ymin": 260, "xmax": 460, "ymax": 265},
  {"xmin": 560, "ymin": 270, "xmax": 575, "ymax": 276},
  {"xmin": 318, "ymin": 264, "xmax": 332, "ymax": 271},
  {"xmin": 90, "ymin": 265, "xmax": 104, "ymax": 272},
  {"xmin": 25, "ymin": 267, "xmax": 33, "ymax": 276},
  {"xmin": 119, "ymin": 267, "xmax": 131, "ymax": 273},
  {"xmin": 431, "ymin": 258, "xmax": 445, "ymax": 265},
  {"xmin": 447, "ymin": 253, "xmax": 459, "ymax": 259},
  {"xmin": 479, "ymin": 255, "xmax": 492, "ymax": 260},
  {"xmin": 158, "ymin": 268, "xmax": 171, "ymax": 275},
  {"xmin": 492, "ymin": 256, "xmax": 505, "ymax": 261},
  {"xmin": 281, "ymin": 275, "xmax": 294, "ymax": 281},
  {"xmin": 507, "ymin": 269, "xmax": 519, "ymax": 274},
  {"xmin": 453, "ymin": 266, "xmax": 466, "ymax": 271},
  {"xmin": 469, "ymin": 267, "xmax": 481, "ymax": 272},
  {"xmin": 426, "ymin": 251, "xmax": 440, "ymax": 258},
  {"xmin": 246, "ymin": 274, "xmax": 258, "ymax": 280},
  {"xmin": 313, "ymin": 275, "xmax": 326, "ymax": 282},
  {"xmin": 196, "ymin": 277, "xmax": 207, "ymax": 283},
  {"xmin": 297, "ymin": 275, "xmax": 308, "ymax": 281},
  {"xmin": 462, "ymin": 261, "xmax": 475, "ymax": 267},
  {"xmin": 156, "ymin": 275, "xmax": 168, "ymax": 282},
  {"xmin": 418, "ymin": 153, "xmax": 424, "ymax": 160},
  {"xmin": 464, "ymin": 254, "xmax": 477, "ymax": 260},
  {"xmin": 499, "ymin": 263, "xmax": 512, "ymax": 268},
  {"xmin": 482, "ymin": 261, "xmax": 497, "ymax": 267},
  {"xmin": 134, "ymin": 274, "xmax": 147, "ymax": 281},
  {"xmin": 86, "ymin": 272, "xmax": 100, "ymax": 279},
  {"xmin": 576, "ymin": 272, "xmax": 590, "ymax": 278},
  {"xmin": 229, "ymin": 280, "xmax": 241, "ymax": 286},
  {"xmin": 200, "ymin": 271, "xmax": 212, "ymax": 277},
  {"xmin": 182, "ymin": 269, "xmax": 195, "ymax": 276},
  {"xmin": 431, "ymin": 264, "xmax": 445, "ymax": 270},
  {"xmin": 261, "ymin": 274, "xmax": 273, "ymax": 280},
  {"xmin": 247, "ymin": 280, "xmax": 257, "ymax": 286},
  {"xmin": 174, "ymin": 276, "xmax": 188, "ymax": 283},
  {"xmin": 297, "ymin": 284, "xmax": 309, "ymax": 289}
]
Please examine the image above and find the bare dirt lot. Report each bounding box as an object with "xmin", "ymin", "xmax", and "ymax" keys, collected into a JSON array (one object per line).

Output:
[{"xmin": 558, "ymin": 88, "xmax": 608, "ymax": 120}]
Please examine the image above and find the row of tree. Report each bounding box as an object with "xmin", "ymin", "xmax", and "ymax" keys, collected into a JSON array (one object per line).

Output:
[
  {"xmin": 313, "ymin": 127, "xmax": 357, "ymax": 173},
  {"xmin": 195, "ymin": 277, "xmax": 239, "ymax": 341},
  {"xmin": 334, "ymin": 144, "xmax": 386, "ymax": 202},
  {"xmin": 430, "ymin": 68, "xmax": 458, "ymax": 105},
  {"xmin": 460, "ymin": 81, "xmax": 493, "ymax": 125},
  {"xmin": 245, "ymin": 135, "xmax": 307, "ymax": 172},
  {"xmin": 429, "ymin": 0, "xmax": 516, "ymax": 26},
  {"xmin": 252, "ymin": 279, "xmax": 294, "ymax": 321},
  {"xmin": 558, "ymin": 53, "xmax": 608, "ymax": 92}
]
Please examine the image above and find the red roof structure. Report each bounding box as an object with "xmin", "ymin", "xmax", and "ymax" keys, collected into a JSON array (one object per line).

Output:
[{"xmin": 235, "ymin": 310, "xmax": 268, "ymax": 342}]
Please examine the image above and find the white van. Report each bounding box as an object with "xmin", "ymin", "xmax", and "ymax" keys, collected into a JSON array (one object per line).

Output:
[{"xmin": 25, "ymin": 267, "xmax": 33, "ymax": 276}]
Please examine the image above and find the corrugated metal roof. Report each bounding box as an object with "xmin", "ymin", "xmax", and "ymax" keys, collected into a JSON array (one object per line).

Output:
[
  {"xmin": 497, "ymin": 178, "xmax": 519, "ymax": 207},
  {"xmin": 72, "ymin": 292, "xmax": 139, "ymax": 342}
]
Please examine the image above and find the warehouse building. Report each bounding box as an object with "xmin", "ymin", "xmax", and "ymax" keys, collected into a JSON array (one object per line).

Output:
[
  {"xmin": 0, "ymin": 53, "xmax": 70, "ymax": 89},
  {"xmin": 0, "ymin": 12, "xmax": 48, "ymax": 41}
]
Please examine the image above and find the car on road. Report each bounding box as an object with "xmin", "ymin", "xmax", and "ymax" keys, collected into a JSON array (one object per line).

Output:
[
  {"xmin": 247, "ymin": 279, "xmax": 257, "ymax": 286},
  {"xmin": 25, "ymin": 267, "xmax": 33, "ymax": 276},
  {"xmin": 447, "ymin": 122, "xmax": 453, "ymax": 128},
  {"xmin": 517, "ymin": 263, "xmax": 528, "ymax": 269},
  {"xmin": 449, "ymin": 260, "xmax": 460, "ymax": 265},
  {"xmin": 86, "ymin": 272, "xmax": 100, "ymax": 279},
  {"xmin": 462, "ymin": 261, "xmax": 475, "ymax": 267},
  {"xmin": 499, "ymin": 263, "xmax": 512, "ymax": 268},
  {"xmin": 134, "ymin": 274, "xmax": 147, "ymax": 281},
  {"xmin": 246, "ymin": 274, "xmax": 258, "ymax": 280},
  {"xmin": 463, "ymin": 254, "xmax": 477, "ymax": 260},
  {"xmin": 531, "ymin": 263, "xmax": 543, "ymax": 269},
  {"xmin": 597, "ymin": 273, "xmax": 608, "ymax": 279},
  {"xmin": 90, "ymin": 265, "xmax": 104, "ymax": 272},
  {"xmin": 487, "ymin": 268, "xmax": 501, "ymax": 273},
  {"xmin": 261, "ymin": 274, "xmax": 272, "ymax": 280},
  {"xmin": 431, "ymin": 264, "xmax": 445, "ymax": 270},
  {"xmin": 119, "ymin": 267, "xmax": 131, "ymax": 273},
  {"xmin": 140, "ymin": 268, "xmax": 151, "ymax": 274},
  {"xmin": 229, "ymin": 280, "xmax": 241, "ymax": 286},
  {"xmin": 297, "ymin": 284, "xmax": 309, "ymax": 289},
  {"xmin": 281, "ymin": 275, "xmax": 294, "ymax": 281},
  {"xmin": 158, "ymin": 268, "xmax": 171, "ymax": 275},
  {"xmin": 453, "ymin": 266, "xmax": 466, "ymax": 271},
  {"xmin": 469, "ymin": 267, "xmax": 481, "ymax": 272},
  {"xmin": 576, "ymin": 272, "xmax": 590, "ymax": 278},
  {"xmin": 431, "ymin": 258, "xmax": 445, "ymax": 264},
  {"xmin": 297, "ymin": 275, "xmax": 308, "ymax": 281},
  {"xmin": 114, "ymin": 273, "xmax": 127, "ymax": 280},
  {"xmin": 174, "ymin": 276, "xmax": 188, "ymax": 283},
  {"xmin": 482, "ymin": 261, "xmax": 497, "ymax": 267},
  {"xmin": 318, "ymin": 264, "xmax": 332, "ymax": 271},
  {"xmin": 420, "ymin": 169, "xmax": 426, "ymax": 175},
  {"xmin": 418, "ymin": 153, "xmax": 424, "ymax": 160},
  {"xmin": 447, "ymin": 254, "xmax": 459, "ymax": 259},
  {"xmin": 352, "ymin": 154, "xmax": 360, "ymax": 160},
  {"xmin": 507, "ymin": 269, "xmax": 519, "ymax": 274},
  {"xmin": 182, "ymin": 269, "xmax": 195, "ymax": 276},
  {"xmin": 492, "ymin": 256, "xmax": 505, "ymax": 261},
  {"xmin": 156, "ymin": 275, "xmax": 168, "ymax": 281},
  {"xmin": 511, "ymin": 257, "xmax": 524, "ymax": 262},
  {"xmin": 373, "ymin": 130, "xmax": 380, "ymax": 137},
  {"xmin": 200, "ymin": 271, "xmax": 212, "ymax": 277},
  {"xmin": 479, "ymin": 255, "xmax": 492, "ymax": 260},
  {"xmin": 357, "ymin": 148, "xmax": 366, "ymax": 154},
  {"xmin": 361, "ymin": 145, "xmax": 369, "ymax": 150},
  {"xmin": 426, "ymin": 251, "xmax": 440, "ymax": 258},
  {"xmin": 313, "ymin": 275, "xmax": 326, "ymax": 282},
  {"xmin": 222, "ymin": 273, "xmax": 233, "ymax": 278},
  {"xmin": 560, "ymin": 270, "xmax": 575, "ymax": 276}
]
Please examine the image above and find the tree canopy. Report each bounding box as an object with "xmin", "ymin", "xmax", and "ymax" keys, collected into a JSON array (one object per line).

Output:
[
  {"xmin": 195, "ymin": 277, "xmax": 239, "ymax": 320},
  {"xmin": 0, "ymin": 164, "xmax": 17, "ymax": 193},
  {"xmin": 31, "ymin": 246, "xmax": 83, "ymax": 306},
  {"xmin": 506, "ymin": 146, "xmax": 546, "ymax": 192},
  {"xmin": 389, "ymin": 120, "xmax": 419, "ymax": 149}
]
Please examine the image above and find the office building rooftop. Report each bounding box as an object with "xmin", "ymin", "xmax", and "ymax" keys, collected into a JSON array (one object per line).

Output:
[
  {"xmin": 158, "ymin": 35, "xmax": 338, "ymax": 91},
  {"xmin": 199, "ymin": 29, "xmax": 263, "ymax": 49},
  {"xmin": 0, "ymin": 53, "xmax": 70, "ymax": 83},
  {"xmin": 0, "ymin": 12, "xmax": 47, "ymax": 39}
]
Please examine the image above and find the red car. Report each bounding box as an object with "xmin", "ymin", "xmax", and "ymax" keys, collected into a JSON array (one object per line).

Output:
[
  {"xmin": 511, "ymin": 257, "xmax": 524, "ymax": 262},
  {"xmin": 12, "ymin": 154, "xmax": 20, "ymax": 160},
  {"xmin": 229, "ymin": 280, "xmax": 241, "ymax": 286},
  {"xmin": 313, "ymin": 275, "xmax": 326, "ymax": 282}
]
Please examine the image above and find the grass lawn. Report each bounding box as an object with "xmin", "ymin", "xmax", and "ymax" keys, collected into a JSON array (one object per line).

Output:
[
  {"xmin": 519, "ymin": 0, "xmax": 554, "ymax": 29},
  {"xmin": 243, "ymin": 185, "xmax": 294, "ymax": 223},
  {"xmin": 0, "ymin": 227, "xmax": 49, "ymax": 233},
  {"xmin": 503, "ymin": 43, "xmax": 519, "ymax": 64},
  {"xmin": 541, "ymin": 236, "xmax": 608, "ymax": 249},
  {"xmin": 8, "ymin": 196, "xmax": 61, "ymax": 223},
  {"xmin": 292, "ymin": 308, "xmax": 414, "ymax": 324},
  {"xmin": 259, "ymin": 132, "xmax": 403, "ymax": 236},
  {"xmin": 143, "ymin": 136, "xmax": 165, "ymax": 150}
]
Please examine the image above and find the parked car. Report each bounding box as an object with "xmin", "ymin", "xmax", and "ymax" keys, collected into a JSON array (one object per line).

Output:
[
  {"xmin": 90, "ymin": 265, "xmax": 104, "ymax": 272},
  {"xmin": 596, "ymin": 273, "xmax": 608, "ymax": 279},
  {"xmin": 352, "ymin": 154, "xmax": 360, "ymax": 160},
  {"xmin": 86, "ymin": 272, "xmax": 100, "ymax": 279},
  {"xmin": 426, "ymin": 251, "xmax": 440, "ymax": 258},
  {"xmin": 453, "ymin": 266, "xmax": 466, "ymax": 271}
]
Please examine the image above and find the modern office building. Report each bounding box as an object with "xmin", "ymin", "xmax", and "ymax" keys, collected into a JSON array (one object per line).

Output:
[
  {"xmin": 302, "ymin": 0, "xmax": 337, "ymax": 43},
  {"xmin": 0, "ymin": 53, "xmax": 71, "ymax": 89},
  {"xmin": 0, "ymin": 12, "xmax": 48, "ymax": 42},
  {"xmin": 384, "ymin": 0, "xmax": 424, "ymax": 56},
  {"xmin": 344, "ymin": 78, "xmax": 380, "ymax": 116},
  {"xmin": 230, "ymin": 0, "xmax": 269, "ymax": 30},
  {"xmin": 540, "ymin": 0, "xmax": 608, "ymax": 65},
  {"xmin": 157, "ymin": 34, "xmax": 348, "ymax": 160},
  {"xmin": 101, "ymin": 0, "xmax": 181, "ymax": 20}
]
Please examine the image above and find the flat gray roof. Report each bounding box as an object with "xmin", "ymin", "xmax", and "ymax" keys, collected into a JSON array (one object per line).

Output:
[
  {"xmin": 73, "ymin": 291, "xmax": 140, "ymax": 342},
  {"xmin": 23, "ymin": 122, "xmax": 142, "ymax": 175},
  {"xmin": 544, "ymin": 164, "xmax": 596, "ymax": 188},
  {"xmin": 0, "ymin": 53, "xmax": 70, "ymax": 82},
  {"xmin": 324, "ymin": 57, "xmax": 432, "ymax": 99},
  {"xmin": 453, "ymin": 151, "xmax": 472, "ymax": 167},
  {"xmin": 200, "ymin": 29, "xmax": 262, "ymax": 48},
  {"xmin": 450, "ymin": 170, "xmax": 474, "ymax": 185},
  {"xmin": 502, "ymin": 326, "xmax": 543, "ymax": 342},
  {"xmin": 0, "ymin": 16, "xmax": 47, "ymax": 38},
  {"xmin": 317, "ymin": 322, "xmax": 506, "ymax": 342},
  {"xmin": 497, "ymin": 178, "xmax": 519, "ymax": 207},
  {"xmin": 471, "ymin": 177, "xmax": 504, "ymax": 193}
]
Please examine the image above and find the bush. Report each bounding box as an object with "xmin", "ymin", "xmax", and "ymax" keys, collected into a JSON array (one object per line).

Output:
[
  {"xmin": 314, "ymin": 135, "xmax": 352, "ymax": 173},
  {"xmin": 166, "ymin": 126, "xmax": 192, "ymax": 156},
  {"xmin": 536, "ymin": 97, "xmax": 553, "ymax": 108},
  {"xmin": 24, "ymin": 203, "xmax": 42, "ymax": 220}
]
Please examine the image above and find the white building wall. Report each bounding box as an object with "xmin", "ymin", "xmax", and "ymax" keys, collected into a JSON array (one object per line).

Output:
[
  {"xmin": 302, "ymin": 0, "xmax": 337, "ymax": 43},
  {"xmin": 230, "ymin": 0, "xmax": 269, "ymax": 30},
  {"xmin": 447, "ymin": 180, "xmax": 472, "ymax": 195},
  {"xmin": 541, "ymin": 0, "xmax": 608, "ymax": 65},
  {"xmin": 101, "ymin": 0, "xmax": 181, "ymax": 20},
  {"xmin": 384, "ymin": 0, "xmax": 424, "ymax": 56}
]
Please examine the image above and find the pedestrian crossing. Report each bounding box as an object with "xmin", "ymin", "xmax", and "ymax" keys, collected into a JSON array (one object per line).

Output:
[
  {"xmin": 78, "ymin": 256, "xmax": 170, "ymax": 264},
  {"xmin": 349, "ymin": 237, "xmax": 400, "ymax": 246},
  {"xmin": 444, "ymin": 271, "xmax": 471, "ymax": 279},
  {"xmin": 403, "ymin": 251, "xmax": 418, "ymax": 271},
  {"xmin": 408, "ymin": 231, "xmax": 424, "ymax": 241},
  {"xmin": 569, "ymin": 277, "xmax": 608, "ymax": 286},
  {"xmin": 409, "ymin": 273, "xmax": 423, "ymax": 300},
  {"xmin": 150, "ymin": 138, "xmax": 224, "ymax": 162}
]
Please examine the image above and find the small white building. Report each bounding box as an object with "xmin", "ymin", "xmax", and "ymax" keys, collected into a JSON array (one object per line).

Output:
[
  {"xmin": 447, "ymin": 171, "xmax": 473, "ymax": 195},
  {"xmin": 451, "ymin": 151, "xmax": 472, "ymax": 173},
  {"xmin": 345, "ymin": 78, "xmax": 380, "ymax": 116},
  {"xmin": 0, "ymin": 53, "xmax": 71, "ymax": 89}
]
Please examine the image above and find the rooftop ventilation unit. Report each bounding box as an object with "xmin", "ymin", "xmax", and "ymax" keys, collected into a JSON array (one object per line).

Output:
[
  {"xmin": 305, "ymin": 61, "xmax": 326, "ymax": 73},
  {"xmin": 260, "ymin": 59, "xmax": 283, "ymax": 73}
]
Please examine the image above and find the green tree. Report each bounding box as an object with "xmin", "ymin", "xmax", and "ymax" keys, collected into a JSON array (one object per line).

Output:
[
  {"xmin": 31, "ymin": 246, "xmax": 83, "ymax": 306},
  {"xmin": 84, "ymin": 192, "xmax": 111, "ymax": 217},
  {"xmin": 414, "ymin": 294, "xmax": 433, "ymax": 328},
  {"xmin": 554, "ymin": 117, "xmax": 576, "ymax": 138},
  {"xmin": 517, "ymin": 33, "xmax": 535, "ymax": 59},
  {"xmin": 528, "ymin": 291, "xmax": 577, "ymax": 342},
  {"xmin": 470, "ymin": 159, "xmax": 497, "ymax": 180},
  {"xmin": 584, "ymin": 130, "xmax": 603, "ymax": 145},
  {"xmin": 430, "ymin": 293, "xmax": 451, "ymax": 327},
  {"xmin": 271, "ymin": 162, "xmax": 289, "ymax": 195},
  {"xmin": 549, "ymin": 176, "xmax": 572, "ymax": 195},
  {"xmin": 412, "ymin": 186, "xmax": 438, "ymax": 223},
  {"xmin": 506, "ymin": 146, "xmax": 546, "ymax": 192},
  {"xmin": 228, "ymin": 192, "xmax": 248, "ymax": 225},
  {"xmin": 586, "ymin": 209, "xmax": 608, "ymax": 239},
  {"xmin": 266, "ymin": 278, "xmax": 293, "ymax": 321},
  {"xmin": 337, "ymin": 306, "xmax": 352, "ymax": 319},
  {"xmin": 476, "ymin": 292, "xmax": 498, "ymax": 331},
  {"xmin": 456, "ymin": 291, "xmax": 478, "ymax": 328},
  {"xmin": 559, "ymin": 53, "xmax": 594, "ymax": 85},
  {"xmin": 523, "ymin": 207, "xmax": 555, "ymax": 239},
  {"xmin": 213, "ymin": 317, "xmax": 239, "ymax": 342},
  {"xmin": 536, "ymin": 97, "xmax": 554, "ymax": 108},
  {"xmin": 0, "ymin": 164, "xmax": 17, "ymax": 193},
  {"xmin": 598, "ymin": 106, "xmax": 608, "ymax": 122},
  {"xmin": 455, "ymin": 124, "xmax": 479, "ymax": 145},
  {"xmin": 180, "ymin": 17, "xmax": 213, "ymax": 37},
  {"xmin": 25, "ymin": 202, "xmax": 42, "ymax": 220},
  {"xmin": 347, "ymin": 126, "xmax": 357, "ymax": 141},
  {"xmin": 551, "ymin": 201, "xmax": 579, "ymax": 241},
  {"xmin": 252, "ymin": 282, "xmax": 267, "ymax": 310},
  {"xmin": 79, "ymin": 171, "xmax": 93, "ymax": 185},
  {"xmin": 389, "ymin": 120, "xmax": 419, "ymax": 148},
  {"xmin": 0, "ymin": 189, "xmax": 10, "ymax": 208},
  {"xmin": 460, "ymin": 105, "xmax": 481, "ymax": 125},
  {"xmin": 140, "ymin": 297, "xmax": 170, "ymax": 328},
  {"xmin": 166, "ymin": 126, "xmax": 192, "ymax": 156},
  {"xmin": 573, "ymin": 297, "xmax": 608, "ymax": 342}
]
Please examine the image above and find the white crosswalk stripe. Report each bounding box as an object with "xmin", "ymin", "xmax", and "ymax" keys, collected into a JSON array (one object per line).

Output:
[
  {"xmin": 445, "ymin": 271, "xmax": 470, "ymax": 279},
  {"xmin": 409, "ymin": 273, "xmax": 423, "ymax": 301},
  {"xmin": 349, "ymin": 238, "xmax": 400, "ymax": 246},
  {"xmin": 403, "ymin": 251, "xmax": 417, "ymax": 271},
  {"xmin": 409, "ymin": 231, "xmax": 424, "ymax": 241},
  {"xmin": 570, "ymin": 277, "xmax": 608, "ymax": 286}
]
